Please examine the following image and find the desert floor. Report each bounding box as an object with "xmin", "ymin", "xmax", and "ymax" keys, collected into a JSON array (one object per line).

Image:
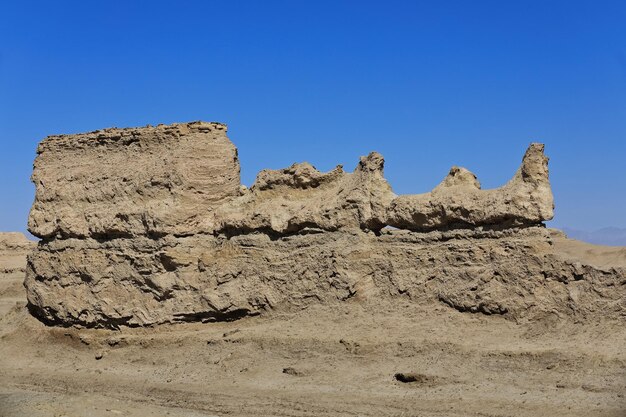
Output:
[{"xmin": 1, "ymin": 241, "xmax": 625, "ymax": 417}]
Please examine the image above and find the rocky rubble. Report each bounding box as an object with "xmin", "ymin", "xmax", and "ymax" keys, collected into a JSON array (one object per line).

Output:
[{"xmin": 24, "ymin": 122, "xmax": 625, "ymax": 328}]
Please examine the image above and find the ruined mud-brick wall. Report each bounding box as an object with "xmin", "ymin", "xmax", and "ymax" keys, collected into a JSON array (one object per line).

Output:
[{"xmin": 25, "ymin": 122, "xmax": 625, "ymax": 328}]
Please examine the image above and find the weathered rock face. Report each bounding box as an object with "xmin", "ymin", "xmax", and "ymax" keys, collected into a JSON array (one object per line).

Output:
[
  {"xmin": 24, "ymin": 122, "xmax": 624, "ymax": 328},
  {"xmin": 387, "ymin": 144, "xmax": 555, "ymax": 231},
  {"xmin": 1, "ymin": 233, "xmax": 35, "ymax": 317},
  {"xmin": 213, "ymin": 152, "xmax": 396, "ymax": 235},
  {"xmin": 0, "ymin": 233, "xmax": 35, "ymax": 276},
  {"xmin": 28, "ymin": 122, "xmax": 240, "ymax": 239},
  {"xmin": 26, "ymin": 227, "xmax": 626, "ymax": 327}
]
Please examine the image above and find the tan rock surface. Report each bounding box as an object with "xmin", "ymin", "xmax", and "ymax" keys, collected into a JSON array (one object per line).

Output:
[
  {"xmin": 24, "ymin": 122, "xmax": 620, "ymax": 329},
  {"xmin": 387, "ymin": 143, "xmax": 554, "ymax": 231},
  {"xmin": 213, "ymin": 152, "xmax": 395, "ymax": 235},
  {"xmin": 0, "ymin": 232, "xmax": 34, "ymax": 275},
  {"xmin": 25, "ymin": 227, "xmax": 626, "ymax": 328},
  {"xmin": 28, "ymin": 122, "xmax": 240, "ymax": 239},
  {"xmin": 0, "ymin": 232, "xmax": 35, "ymax": 317},
  {"xmin": 3, "ymin": 123, "xmax": 625, "ymax": 416}
]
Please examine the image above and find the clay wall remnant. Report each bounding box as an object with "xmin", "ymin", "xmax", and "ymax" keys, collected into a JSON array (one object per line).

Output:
[{"xmin": 26, "ymin": 121, "xmax": 623, "ymax": 330}]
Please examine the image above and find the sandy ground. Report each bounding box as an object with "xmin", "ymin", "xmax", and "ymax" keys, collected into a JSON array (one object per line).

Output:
[
  {"xmin": 552, "ymin": 237, "xmax": 626, "ymax": 269},
  {"xmin": 1, "ymin": 233, "xmax": 626, "ymax": 416},
  {"xmin": 1, "ymin": 259, "xmax": 625, "ymax": 417}
]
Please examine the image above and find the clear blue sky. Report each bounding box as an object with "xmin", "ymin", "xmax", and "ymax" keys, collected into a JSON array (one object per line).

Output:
[{"xmin": 1, "ymin": 1, "xmax": 625, "ymax": 235}]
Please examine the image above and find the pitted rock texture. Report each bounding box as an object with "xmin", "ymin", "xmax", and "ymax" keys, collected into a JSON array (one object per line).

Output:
[
  {"xmin": 28, "ymin": 122, "xmax": 240, "ymax": 239},
  {"xmin": 24, "ymin": 121, "xmax": 623, "ymax": 328},
  {"xmin": 1, "ymin": 232, "xmax": 35, "ymax": 317},
  {"xmin": 0, "ymin": 233, "xmax": 35, "ymax": 275},
  {"xmin": 213, "ymin": 152, "xmax": 396, "ymax": 235},
  {"xmin": 387, "ymin": 144, "xmax": 554, "ymax": 231},
  {"xmin": 25, "ymin": 227, "xmax": 626, "ymax": 327}
]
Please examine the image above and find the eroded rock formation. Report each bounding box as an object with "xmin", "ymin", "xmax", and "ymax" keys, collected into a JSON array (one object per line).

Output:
[
  {"xmin": 387, "ymin": 144, "xmax": 554, "ymax": 231},
  {"xmin": 0, "ymin": 233, "xmax": 35, "ymax": 276},
  {"xmin": 213, "ymin": 152, "xmax": 395, "ymax": 235},
  {"xmin": 24, "ymin": 122, "xmax": 625, "ymax": 328},
  {"xmin": 1, "ymin": 233, "xmax": 35, "ymax": 317},
  {"xmin": 28, "ymin": 122, "xmax": 239, "ymax": 239}
]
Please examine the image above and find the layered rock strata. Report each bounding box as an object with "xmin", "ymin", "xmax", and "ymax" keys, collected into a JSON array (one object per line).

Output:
[
  {"xmin": 28, "ymin": 122, "xmax": 240, "ymax": 239},
  {"xmin": 26, "ymin": 227, "xmax": 625, "ymax": 327},
  {"xmin": 0, "ymin": 233, "xmax": 35, "ymax": 276},
  {"xmin": 387, "ymin": 144, "xmax": 554, "ymax": 231},
  {"xmin": 1, "ymin": 232, "xmax": 35, "ymax": 316},
  {"xmin": 213, "ymin": 152, "xmax": 395, "ymax": 235},
  {"xmin": 25, "ymin": 122, "xmax": 624, "ymax": 328}
]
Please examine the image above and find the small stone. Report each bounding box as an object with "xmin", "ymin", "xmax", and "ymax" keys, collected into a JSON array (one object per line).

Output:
[
  {"xmin": 223, "ymin": 329, "xmax": 240, "ymax": 338},
  {"xmin": 394, "ymin": 372, "xmax": 433, "ymax": 384},
  {"xmin": 282, "ymin": 367, "xmax": 302, "ymax": 376}
]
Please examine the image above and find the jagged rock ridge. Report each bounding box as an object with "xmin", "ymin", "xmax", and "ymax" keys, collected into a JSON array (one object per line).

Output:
[
  {"xmin": 24, "ymin": 122, "xmax": 624, "ymax": 328},
  {"xmin": 387, "ymin": 144, "xmax": 554, "ymax": 231}
]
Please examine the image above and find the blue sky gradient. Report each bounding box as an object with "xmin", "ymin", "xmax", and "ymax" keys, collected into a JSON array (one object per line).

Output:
[{"xmin": 1, "ymin": 1, "xmax": 625, "ymax": 234}]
